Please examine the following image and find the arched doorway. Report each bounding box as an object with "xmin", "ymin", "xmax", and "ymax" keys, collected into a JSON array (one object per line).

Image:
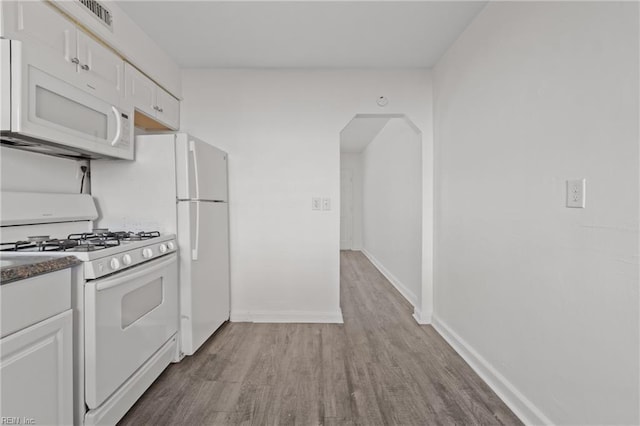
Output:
[{"xmin": 339, "ymin": 113, "xmax": 429, "ymax": 323}]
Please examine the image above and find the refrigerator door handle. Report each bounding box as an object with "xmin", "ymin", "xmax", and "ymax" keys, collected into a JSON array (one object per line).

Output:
[
  {"xmin": 189, "ymin": 140, "xmax": 201, "ymax": 200},
  {"xmin": 192, "ymin": 201, "xmax": 200, "ymax": 261}
]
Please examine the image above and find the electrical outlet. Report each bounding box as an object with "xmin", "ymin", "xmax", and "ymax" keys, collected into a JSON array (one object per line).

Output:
[
  {"xmin": 566, "ymin": 179, "xmax": 586, "ymax": 208},
  {"xmin": 312, "ymin": 197, "xmax": 321, "ymax": 211},
  {"xmin": 322, "ymin": 198, "xmax": 331, "ymax": 211}
]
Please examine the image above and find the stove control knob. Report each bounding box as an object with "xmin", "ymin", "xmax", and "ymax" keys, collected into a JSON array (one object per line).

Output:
[
  {"xmin": 110, "ymin": 258, "xmax": 121, "ymax": 270},
  {"xmin": 142, "ymin": 248, "xmax": 153, "ymax": 259},
  {"xmin": 159, "ymin": 243, "xmax": 168, "ymax": 253},
  {"xmin": 167, "ymin": 241, "xmax": 175, "ymax": 250},
  {"xmin": 122, "ymin": 254, "xmax": 133, "ymax": 266}
]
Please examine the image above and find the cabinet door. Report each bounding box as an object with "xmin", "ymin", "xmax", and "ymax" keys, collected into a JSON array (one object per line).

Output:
[
  {"xmin": 0, "ymin": 310, "xmax": 73, "ymax": 426},
  {"xmin": 155, "ymin": 87, "xmax": 180, "ymax": 130},
  {"xmin": 2, "ymin": 0, "xmax": 77, "ymax": 75},
  {"xmin": 123, "ymin": 63, "xmax": 157, "ymax": 119},
  {"xmin": 77, "ymin": 31, "xmax": 123, "ymax": 105}
]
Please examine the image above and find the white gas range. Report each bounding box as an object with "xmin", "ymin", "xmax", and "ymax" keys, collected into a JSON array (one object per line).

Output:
[
  {"xmin": 3, "ymin": 230, "xmax": 178, "ymax": 279},
  {"xmin": 1, "ymin": 192, "xmax": 180, "ymax": 426}
]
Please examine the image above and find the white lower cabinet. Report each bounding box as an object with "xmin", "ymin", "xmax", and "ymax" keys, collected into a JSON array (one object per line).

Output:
[{"xmin": 0, "ymin": 309, "xmax": 73, "ymax": 425}]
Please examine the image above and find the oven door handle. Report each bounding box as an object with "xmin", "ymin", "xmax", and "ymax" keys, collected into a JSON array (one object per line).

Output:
[{"xmin": 94, "ymin": 254, "xmax": 176, "ymax": 291}]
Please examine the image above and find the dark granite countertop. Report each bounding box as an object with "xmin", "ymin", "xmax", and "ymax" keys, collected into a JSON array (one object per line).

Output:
[{"xmin": 0, "ymin": 255, "xmax": 82, "ymax": 284}]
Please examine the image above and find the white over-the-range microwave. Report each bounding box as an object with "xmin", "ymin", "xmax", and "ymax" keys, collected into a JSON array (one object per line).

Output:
[{"xmin": 0, "ymin": 39, "xmax": 133, "ymax": 160}]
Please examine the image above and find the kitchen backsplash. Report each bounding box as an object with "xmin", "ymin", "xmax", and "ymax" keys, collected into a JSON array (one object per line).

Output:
[{"xmin": 0, "ymin": 147, "xmax": 89, "ymax": 194}]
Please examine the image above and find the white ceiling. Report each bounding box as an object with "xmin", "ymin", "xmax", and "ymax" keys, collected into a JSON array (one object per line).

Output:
[
  {"xmin": 340, "ymin": 116, "xmax": 391, "ymax": 153},
  {"xmin": 116, "ymin": 1, "xmax": 486, "ymax": 68}
]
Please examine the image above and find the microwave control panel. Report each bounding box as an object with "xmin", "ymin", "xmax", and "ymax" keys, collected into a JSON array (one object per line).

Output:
[{"xmin": 120, "ymin": 112, "xmax": 132, "ymax": 147}]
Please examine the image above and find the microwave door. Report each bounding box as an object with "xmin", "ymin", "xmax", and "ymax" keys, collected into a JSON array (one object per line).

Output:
[
  {"xmin": 5, "ymin": 40, "xmax": 132, "ymax": 160},
  {"xmin": 25, "ymin": 68, "xmax": 118, "ymax": 144}
]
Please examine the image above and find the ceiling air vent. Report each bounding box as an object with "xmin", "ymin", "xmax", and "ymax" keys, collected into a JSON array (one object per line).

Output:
[{"xmin": 77, "ymin": 0, "xmax": 113, "ymax": 30}]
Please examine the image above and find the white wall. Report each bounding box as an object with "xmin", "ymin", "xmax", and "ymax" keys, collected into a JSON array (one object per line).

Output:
[
  {"xmin": 180, "ymin": 69, "xmax": 433, "ymax": 323},
  {"xmin": 361, "ymin": 119, "xmax": 422, "ymax": 307},
  {"xmin": 339, "ymin": 153, "xmax": 363, "ymax": 250},
  {"xmin": 0, "ymin": 147, "xmax": 86, "ymax": 193},
  {"xmin": 433, "ymin": 2, "xmax": 639, "ymax": 424}
]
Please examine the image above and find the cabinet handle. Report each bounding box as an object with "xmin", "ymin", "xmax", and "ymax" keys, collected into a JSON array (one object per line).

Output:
[
  {"xmin": 81, "ymin": 64, "xmax": 90, "ymax": 71},
  {"xmin": 71, "ymin": 57, "xmax": 80, "ymax": 64},
  {"xmin": 158, "ymin": 107, "xmax": 164, "ymax": 113}
]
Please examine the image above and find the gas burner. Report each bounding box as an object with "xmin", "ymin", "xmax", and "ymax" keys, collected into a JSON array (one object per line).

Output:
[
  {"xmin": 119, "ymin": 231, "xmax": 161, "ymax": 241},
  {"xmin": 68, "ymin": 232, "xmax": 122, "ymax": 244},
  {"xmin": 67, "ymin": 244, "xmax": 104, "ymax": 252},
  {"xmin": 89, "ymin": 229, "xmax": 130, "ymax": 240},
  {"xmin": 39, "ymin": 239, "xmax": 80, "ymax": 252},
  {"xmin": 2, "ymin": 235, "xmax": 54, "ymax": 251},
  {"xmin": 139, "ymin": 231, "xmax": 161, "ymax": 238},
  {"xmin": 68, "ymin": 234, "xmax": 121, "ymax": 249},
  {"xmin": 28, "ymin": 235, "xmax": 51, "ymax": 243},
  {"xmin": 112, "ymin": 231, "xmax": 133, "ymax": 240},
  {"xmin": 1, "ymin": 241, "xmax": 38, "ymax": 252}
]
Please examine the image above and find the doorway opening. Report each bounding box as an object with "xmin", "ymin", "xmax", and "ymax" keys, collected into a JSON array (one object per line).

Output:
[{"xmin": 339, "ymin": 114, "xmax": 423, "ymax": 317}]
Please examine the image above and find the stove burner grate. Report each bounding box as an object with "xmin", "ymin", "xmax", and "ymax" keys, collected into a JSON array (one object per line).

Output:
[
  {"xmin": 1, "ymin": 241, "xmax": 38, "ymax": 251},
  {"xmin": 1, "ymin": 229, "xmax": 162, "ymax": 252}
]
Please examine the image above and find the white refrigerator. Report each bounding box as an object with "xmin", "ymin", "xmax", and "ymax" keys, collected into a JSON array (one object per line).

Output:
[{"xmin": 91, "ymin": 133, "xmax": 230, "ymax": 356}]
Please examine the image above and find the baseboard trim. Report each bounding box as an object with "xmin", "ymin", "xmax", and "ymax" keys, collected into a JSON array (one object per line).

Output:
[
  {"xmin": 412, "ymin": 308, "xmax": 432, "ymax": 325},
  {"xmin": 432, "ymin": 316, "xmax": 552, "ymax": 426},
  {"xmin": 230, "ymin": 309, "xmax": 344, "ymax": 324},
  {"xmin": 361, "ymin": 248, "xmax": 418, "ymax": 308}
]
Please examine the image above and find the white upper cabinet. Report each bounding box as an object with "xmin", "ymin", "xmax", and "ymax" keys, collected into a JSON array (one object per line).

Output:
[
  {"xmin": 155, "ymin": 86, "xmax": 180, "ymax": 130},
  {"xmin": 2, "ymin": 0, "xmax": 180, "ymax": 130},
  {"xmin": 1, "ymin": 0, "xmax": 181, "ymax": 100},
  {"xmin": 50, "ymin": 0, "xmax": 182, "ymax": 99},
  {"xmin": 3, "ymin": 1, "xmax": 124, "ymax": 105},
  {"xmin": 3, "ymin": 1, "xmax": 77, "ymax": 75},
  {"xmin": 124, "ymin": 63, "xmax": 180, "ymax": 130},
  {"xmin": 77, "ymin": 31, "xmax": 123, "ymax": 105},
  {"xmin": 124, "ymin": 62, "xmax": 156, "ymax": 119}
]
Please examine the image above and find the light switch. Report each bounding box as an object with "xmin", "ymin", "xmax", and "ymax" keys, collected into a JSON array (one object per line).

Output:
[
  {"xmin": 566, "ymin": 179, "xmax": 586, "ymax": 208},
  {"xmin": 322, "ymin": 198, "xmax": 331, "ymax": 211},
  {"xmin": 312, "ymin": 197, "xmax": 321, "ymax": 211}
]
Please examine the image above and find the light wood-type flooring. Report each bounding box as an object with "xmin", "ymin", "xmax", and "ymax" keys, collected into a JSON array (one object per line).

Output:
[{"xmin": 118, "ymin": 250, "xmax": 521, "ymax": 425}]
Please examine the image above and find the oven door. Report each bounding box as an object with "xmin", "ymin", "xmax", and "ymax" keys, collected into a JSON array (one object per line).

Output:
[
  {"xmin": 84, "ymin": 253, "xmax": 178, "ymax": 409},
  {"xmin": 4, "ymin": 40, "xmax": 132, "ymax": 159}
]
